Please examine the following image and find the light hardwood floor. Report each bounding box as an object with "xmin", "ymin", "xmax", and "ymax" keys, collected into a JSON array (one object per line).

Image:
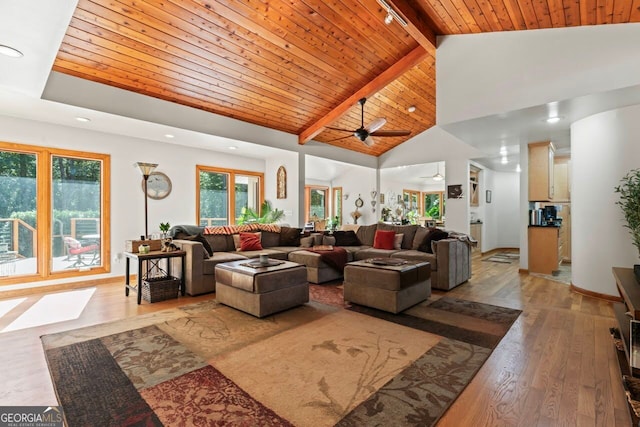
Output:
[{"xmin": 0, "ymin": 253, "xmax": 629, "ymax": 426}]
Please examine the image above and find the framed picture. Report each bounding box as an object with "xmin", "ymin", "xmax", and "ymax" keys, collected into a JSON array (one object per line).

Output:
[
  {"xmin": 486, "ymin": 190, "xmax": 492, "ymax": 203},
  {"xmin": 276, "ymin": 166, "xmax": 287, "ymax": 199},
  {"xmin": 379, "ymin": 193, "xmax": 385, "ymax": 204},
  {"xmin": 447, "ymin": 184, "xmax": 463, "ymax": 199}
]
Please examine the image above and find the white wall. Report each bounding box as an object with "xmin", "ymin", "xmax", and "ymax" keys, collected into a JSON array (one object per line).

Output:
[
  {"xmin": 332, "ymin": 166, "xmax": 377, "ymax": 225},
  {"xmin": 0, "ymin": 115, "xmax": 269, "ymax": 286},
  {"xmin": 571, "ymin": 104, "xmax": 640, "ymax": 297},
  {"xmin": 264, "ymin": 151, "xmax": 299, "ymax": 226},
  {"xmin": 491, "ymin": 172, "xmax": 520, "ymax": 250},
  {"xmin": 437, "ymin": 23, "xmax": 640, "ymax": 125},
  {"xmin": 443, "ymin": 159, "xmax": 469, "ymax": 234}
]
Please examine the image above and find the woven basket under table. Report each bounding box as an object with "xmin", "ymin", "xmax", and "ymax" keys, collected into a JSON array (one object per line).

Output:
[{"xmin": 142, "ymin": 276, "xmax": 180, "ymax": 303}]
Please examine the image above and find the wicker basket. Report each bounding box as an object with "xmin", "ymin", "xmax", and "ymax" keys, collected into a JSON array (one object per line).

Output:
[{"xmin": 142, "ymin": 276, "xmax": 180, "ymax": 303}]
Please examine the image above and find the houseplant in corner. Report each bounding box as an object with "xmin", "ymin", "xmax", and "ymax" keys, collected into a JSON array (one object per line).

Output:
[{"xmin": 615, "ymin": 169, "xmax": 640, "ymax": 281}]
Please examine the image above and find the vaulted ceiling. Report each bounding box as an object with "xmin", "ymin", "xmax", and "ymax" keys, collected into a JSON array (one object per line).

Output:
[{"xmin": 52, "ymin": 0, "xmax": 640, "ymax": 156}]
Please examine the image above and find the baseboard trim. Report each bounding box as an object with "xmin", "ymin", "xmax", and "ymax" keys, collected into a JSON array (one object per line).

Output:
[
  {"xmin": 481, "ymin": 247, "xmax": 520, "ymax": 256},
  {"xmin": 518, "ymin": 268, "xmax": 529, "ymax": 274},
  {"xmin": 570, "ymin": 282, "xmax": 622, "ymax": 303}
]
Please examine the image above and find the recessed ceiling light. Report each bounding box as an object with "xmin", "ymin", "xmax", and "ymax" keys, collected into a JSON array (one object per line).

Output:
[
  {"xmin": 499, "ymin": 146, "xmax": 507, "ymax": 155},
  {"xmin": 75, "ymin": 117, "xmax": 91, "ymax": 123},
  {"xmin": 0, "ymin": 44, "xmax": 23, "ymax": 58},
  {"xmin": 407, "ymin": 106, "xmax": 416, "ymax": 113},
  {"xmin": 164, "ymin": 134, "xmax": 175, "ymax": 139},
  {"xmin": 227, "ymin": 146, "xmax": 238, "ymax": 150},
  {"xmin": 501, "ymin": 156, "xmax": 508, "ymax": 164},
  {"xmin": 545, "ymin": 116, "xmax": 563, "ymax": 124},
  {"xmin": 516, "ymin": 164, "xmax": 522, "ymax": 173}
]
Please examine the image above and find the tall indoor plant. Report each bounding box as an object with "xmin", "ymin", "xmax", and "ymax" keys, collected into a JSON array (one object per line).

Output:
[{"xmin": 615, "ymin": 169, "xmax": 640, "ymax": 280}]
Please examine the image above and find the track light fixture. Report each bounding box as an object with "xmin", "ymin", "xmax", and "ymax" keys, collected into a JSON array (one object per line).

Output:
[{"xmin": 376, "ymin": 0, "xmax": 408, "ymax": 27}]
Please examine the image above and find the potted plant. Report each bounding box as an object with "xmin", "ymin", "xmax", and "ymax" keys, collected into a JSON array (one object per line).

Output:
[
  {"xmin": 615, "ymin": 169, "xmax": 640, "ymax": 280},
  {"xmin": 236, "ymin": 200, "xmax": 285, "ymax": 225},
  {"xmin": 159, "ymin": 222, "xmax": 171, "ymax": 239}
]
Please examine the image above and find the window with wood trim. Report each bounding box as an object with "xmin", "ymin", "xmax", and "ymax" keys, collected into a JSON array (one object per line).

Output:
[
  {"xmin": 423, "ymin": 191, "xmax": 445, "ymax": 220},
  {"xmin": 403, "ymin": 189, "xmax": 421, "ymax": 214},
  {"xmin": 305, "ymin": 186, "xmax": 328, "ymax": 223},
  {"xmin": 197, "ymin": 165, "xmax": 264, "ymax": 226},
  {"xmin": 0, "ymin": 142, "xmax": 110, "ymax": 285}
]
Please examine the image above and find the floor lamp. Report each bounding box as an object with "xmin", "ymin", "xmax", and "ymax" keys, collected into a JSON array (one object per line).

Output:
[{"xmin": 136, "ymin": 162, "xmax": 158, "ymax": 239}]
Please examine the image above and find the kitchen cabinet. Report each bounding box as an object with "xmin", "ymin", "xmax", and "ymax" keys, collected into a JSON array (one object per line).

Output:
[
  {"xmin": 528, "ymin": 141, "xmax": 555, "ymax": 201},
  {"xmin": 553, "ymin": 156, "xmax": 570, "ymax": 202},
  {"xmin": 528, "ymin": 226, "xmax": 560, "ymax": 274},
  {"xmin": 470, "ymin": 223, "xmax": 482, "ymax": 252}
]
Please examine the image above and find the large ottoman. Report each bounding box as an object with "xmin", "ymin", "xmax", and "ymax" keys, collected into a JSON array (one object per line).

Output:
[
  {"xmin": 215, "ymin": 259, "xmax": 308, "ymax": 318},
  {"xmin": 344, "ymin": 259, "xmax": 431, "ymax": 314}
]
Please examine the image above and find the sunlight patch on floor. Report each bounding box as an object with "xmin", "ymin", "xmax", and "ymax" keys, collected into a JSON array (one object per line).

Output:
[
  {"xmin": 0, "ymin": 297, "xmax": 27, "ymax": 319},
  {"xmin": 2, "ymin": 288, "xmax": 96, "ymax": 333}
]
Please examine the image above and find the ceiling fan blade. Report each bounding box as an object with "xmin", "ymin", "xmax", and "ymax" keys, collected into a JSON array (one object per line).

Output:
[
  {"xmin": 370, "ymin": 130, "xmax": 411, "ymax": 137},
  {"xmin": 366, "ymin": 117, "xmax": 386, "ymax": 133},
  {"xmin": 362, "ymin": 136, "xmax": 375, "ymax": 147}
]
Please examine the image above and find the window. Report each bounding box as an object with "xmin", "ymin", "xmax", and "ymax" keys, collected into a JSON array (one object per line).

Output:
[
  {"xmin": 0, "ymin": 142, "xmax": 110, "ymax": 284},
  {"xmin": 305, "ymin": 186, "xmax": 328, "ymax": 222},
  {"xmin": 423, "ymin": 191, "xmax": 445, "ymax": 220},
  {"xmin": 197, "ymin": 165, "xmax": 264, "ymax": 226},
  {"xmin": 403, "ymin": 189, "xmax": 421, "ymax": 214}
]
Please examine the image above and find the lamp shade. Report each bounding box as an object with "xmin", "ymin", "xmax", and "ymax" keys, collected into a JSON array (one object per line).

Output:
[{"xmin": 136, "ymin": 162, "xmax": 158, "ymax": 177}]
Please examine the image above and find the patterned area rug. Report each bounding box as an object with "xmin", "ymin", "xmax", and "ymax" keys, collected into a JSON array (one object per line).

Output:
[{"xmin": 42, "ymin": 293, "xmax": 520, "ymax": 426}]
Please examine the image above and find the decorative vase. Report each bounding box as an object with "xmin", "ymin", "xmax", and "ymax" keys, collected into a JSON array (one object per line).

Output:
[{"xmin": 634, "ymin": 265, "xmax": 640, "ymax": 283}]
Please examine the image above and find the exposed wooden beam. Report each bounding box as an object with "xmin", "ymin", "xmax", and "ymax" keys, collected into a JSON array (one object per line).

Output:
[
  {"xmin": 385, "ymin": 0, "xmax": 439, "ymax": 49},
  {"xmin": 298, "ymin": 45, "xmax": 429, "ymax": 144}
]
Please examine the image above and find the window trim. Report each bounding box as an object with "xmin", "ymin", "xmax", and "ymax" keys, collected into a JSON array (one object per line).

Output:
[
  {"xmin": 196, "ymin": 165, "xmax": 264, "ymax": 226},
  {"xmin": 422, "ymin": 191, "xmax": 445, "ymax": 220},
  {"xmin": 305, "ymin": 185, "xmax": 329, "ymax": 223},
  {"xmin": 0, "ymin": 141, "xmax": 111, "ymax": 285}
]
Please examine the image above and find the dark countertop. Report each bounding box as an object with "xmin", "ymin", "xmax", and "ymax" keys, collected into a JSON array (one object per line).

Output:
[
  {"xmin": 528, "ymin": 224, "xmax": 561, "ymax": 228},
  {"xmin": 470, "ymin": 221, "xmax": 483, "ymax": 224}
]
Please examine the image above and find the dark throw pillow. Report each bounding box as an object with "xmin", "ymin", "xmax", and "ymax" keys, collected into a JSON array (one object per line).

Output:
[
  {"xmin": 418, "ymin": 229, "xmax": 449, "ymax": 254},
  {"xmin": 182, "ymin": 233, "xmax": 213, "ymax": 258},
  {"xmin": 332, "ymin": 230, "xmax": 361, "ymax": 246},
  {"xmin": 279, "ymin": 227, "xmax": 302, "ymax": 246}
]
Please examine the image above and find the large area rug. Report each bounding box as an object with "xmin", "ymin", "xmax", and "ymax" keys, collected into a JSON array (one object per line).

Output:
[{"xmin": 42, "ymin": 289, "xmax": 520, "ymax": 426}]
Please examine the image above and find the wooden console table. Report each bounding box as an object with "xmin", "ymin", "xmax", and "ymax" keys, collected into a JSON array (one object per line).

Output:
[
  {"xmin": 124, "ymin": 250, "xmax": 186, "ymax": 304},
  {"xmin": 612, "ymin": 267, "xmax": 640, "ymax": 426}
]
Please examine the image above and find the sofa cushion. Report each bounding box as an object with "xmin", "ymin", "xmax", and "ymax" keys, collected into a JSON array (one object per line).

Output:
[
  {"xmin": 180, "ymin": 233, "xmax": 213, "ymax": 257},
  {"xmin": 377, "ymin": 223, "xmax": 418, "ymax": 249},
  {"xmin": 391, "ymin": 250, "xmax": 437, "ymax": 270},
  {"xmin": 289, "ymin": 250, "xmax": 354, "ymax": 268},
  {"xmin": 354, "ymin": 248, "xmax": 399, "ymax": 260},
  {"xmin": 205, "ymin": 234, "xmax": 235, "ymax": 252},
  {"xmin": 203, "ymin": 252, "xmax": 248, "ymax": 275},
  {"xmin": 239, "ymin": 232, "xmax": 263, "ymax": 251},
  {"xmin": 332, "ymin": 230, "xmax": 361, "ymax": 246},
  {"xmin": 356, "ymin": 224, "xmax": 377, "ymax": 246},
  {"xmin": 394, "ymin": 233, "xmax": 403, "ymax": 250},
  {"xmin": 231, "ymin": 248, "xmax": 288, "ymax": 260},
  {"xmin": 373, "ymin": 230, "xmax": 396, "ymax": 250},
  {"xmin": 260, "ymin": 231, "xmax": 281, "ymax": 248},
  {"xmin": 323, "ymin": 235, "xmax": 337, "ymax": 246},
  {"xmin": 418, "ymin": 228, "xmax": 449, "ymax": 253},
  {"xmin": 279, "ymin": 227, "xmax": 302, "ymax": 246},
  {"xmin": 412, "ymin": 226, "xmax": 430, "ymax": 250},
  {"xmin": 232, "ymin": 232, "xmax": 261, "ymax": 250}
]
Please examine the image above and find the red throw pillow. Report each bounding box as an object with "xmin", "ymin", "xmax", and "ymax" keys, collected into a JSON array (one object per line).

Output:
[
  {"xmin": 373, "ymin": 230, "xmax": 396, "ymax": 250},
  {"xmin": 239, "ymin": 232, "xmax": 263, "ymax": 251}
]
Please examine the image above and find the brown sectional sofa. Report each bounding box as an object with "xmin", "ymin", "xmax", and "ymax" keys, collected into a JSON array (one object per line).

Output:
[{"xmin": 168, "ymin": 223, "xmax": 474, "ymax": 296}]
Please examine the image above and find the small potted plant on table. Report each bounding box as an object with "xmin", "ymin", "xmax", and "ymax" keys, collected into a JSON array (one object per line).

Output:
[{"xmin": 615, "ymin": 169, "xmax": 640, "ymax": 281}]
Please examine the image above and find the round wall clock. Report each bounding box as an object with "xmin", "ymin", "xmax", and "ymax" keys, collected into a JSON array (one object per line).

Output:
[
  {"xmin": 143, "ymin": 171, "xmax": 172, "ymax": 200},
  {"xmin": 355, "ymin": 196, "xmax": 364, "ymax": 208}
]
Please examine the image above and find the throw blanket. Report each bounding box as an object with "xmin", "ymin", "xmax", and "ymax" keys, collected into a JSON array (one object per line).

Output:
[
  {"xmin": 203, "ymin": 224, "xmax": 281, "ymax": 235},
  {"xmin": 307, "ymin": 246, "xmax": 348, "ymax": 271}
]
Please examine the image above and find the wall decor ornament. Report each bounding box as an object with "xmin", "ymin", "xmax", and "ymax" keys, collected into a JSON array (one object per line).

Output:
[
  {"xmin": 486, "ymin": 190, "xmax": 492, "ymax": 203},
  {"xmin": 276, "ymin": 166, "xmax": 286, "ymax": 199},
  {"xmin": 355, "ymin": 195, "xmax": 364, "ymax": 208},
  {"xmin": 447, "ymin": 184, "xmax": 463, "ymax": 199}
]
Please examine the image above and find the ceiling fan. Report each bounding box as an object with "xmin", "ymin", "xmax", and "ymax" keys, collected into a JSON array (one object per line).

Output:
[
  {"xmin": 420, "ymin": 163, "xmax": 445, "ymax": 181},
  {"xmin": 326, "ymin": 98, "xmax": 411, "ymax": 147}
]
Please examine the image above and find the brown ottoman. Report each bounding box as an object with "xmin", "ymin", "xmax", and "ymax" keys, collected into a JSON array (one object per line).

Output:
[
  {"xmin": 344, "ymin": 260, "xmax": 431, "ymax": 313},
  {"xmin": 215, "ymin": 259, "xmax": 308, "ymax": 318}
]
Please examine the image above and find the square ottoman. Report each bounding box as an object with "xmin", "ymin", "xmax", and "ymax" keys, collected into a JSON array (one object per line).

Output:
[
  {"xmin": 344, "ymin": 259, "xmax": 431, "ymax": 314},
  {"xmin": 215, "ymin": 259, "xmax": 308, "ymax": 318}
]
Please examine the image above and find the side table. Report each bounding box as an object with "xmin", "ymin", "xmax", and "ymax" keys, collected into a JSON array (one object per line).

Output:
[{"xmin": 124, "ymin": 250, "xmax": 186, "ymax": 304}]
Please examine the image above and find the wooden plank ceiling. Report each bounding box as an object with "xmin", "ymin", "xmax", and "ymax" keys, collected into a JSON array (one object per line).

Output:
[{"xmin": 52, "ymin": 0, "xmax": 640, "ymax": 156}]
